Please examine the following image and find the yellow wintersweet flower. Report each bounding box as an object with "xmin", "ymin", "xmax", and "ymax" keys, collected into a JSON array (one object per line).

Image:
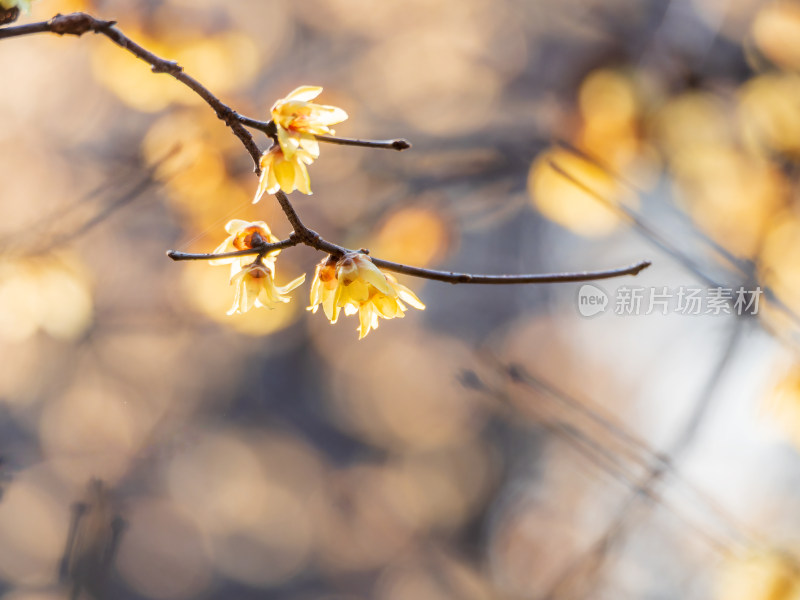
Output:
[
  {"xmin": 253, "ymin": 144, "xmax": 314, "ymax": 201},
  {"xmin": 227, "ymin": 260, "xmax": 305, "ymax": 315},
  {"xmin": 308, "ymin": 255, "xmax": 340, "ymax": 322},
  {"xmin": 210, "ymin": 219, "xmax": 281, "ymax": 277},
  {"xmin": 350, "ymin": 271, "xmax": 425, "ymax": 339},
  {"xmin": 308, "ymin": 252, "xmax": 425, "ymax": 339},
  {"xmin": 271, "ymin": 86, "xmax": 348, "ymax": 160}
]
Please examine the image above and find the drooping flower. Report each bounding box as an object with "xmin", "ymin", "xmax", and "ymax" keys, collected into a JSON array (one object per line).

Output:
[
  {"xmin": 308, "ymin": 255, "xmax": 340, "ymax": 323},
  {"xmin": 253, "ymin": 144, "xmax": 314, "ymax": 201},
  {"xmin": 271, "ymin": 86, "xmax": 348, "ymax": 160},
  {"xmin": 227, "ymin": 259, "xmax": 305, "ymax": 315},
  {"xmin": 349, "ymin": 271, "xmax": 425, "ymax": 339},
  {"xmin": 210, "ymin": 219, "xmax": 281, "ymax": 277},
  {"xmin": 308, "ymin": 252, "xmax": 425, "ymax": 339}
]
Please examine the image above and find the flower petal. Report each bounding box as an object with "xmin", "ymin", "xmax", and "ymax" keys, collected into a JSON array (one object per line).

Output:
[
  {"xmin": 353, "ymin": 258, "xmax": 395, "ymax": 296},
  {"xmin": 254, "ymin": 151, "xmax": 279, "ymax": 203},
  {"xmin": 373, "ymin": 294, "xmax": 404, "ymax": 318},
  {"xmin": 228, "ymin": 259, "xmax": 243, "ymax": 280},
  {"xmin": 294, "ymin": 160, "xmax": 312, "ymax": 195},
  {"xmin": 273, "ymin": 156, "xmax": 296, "ymax": 193},
  {"xmin": 308, "ymin": 265, "xmax": 324, "ymax": 312},
  {"xmin": 298, "ymin": 134, "xmax": 320, "ymax": 159},
  {"xmin": 277, "ymin": 124, "xmax": 300, "ymax": 159},
  {"xmin": 209, "ymin": 238, "xmax": 236, "ymax": 264},
  {"xmin": 394, "ymin": 284, "xmax": 425, "ymax": 310},
  {"xmin": 225, "ymin": 219, "xmax": 251, "ymax": 235},
  {"xmin": 266, "ymin": 162, "xmax": 280, "ymax": 195},
  {"xmin": 242, "ymin": 273, "xmax": 262, "ymax": 311},
  {"xmin": 276, "ymin": 273, "xmax": 306, "ymax": 295},
  {"xmin": 314, "ymin": 106, "xmax": 349, "ymax": 126},
  {"xmin": 333, "ymin": 279, "xmax": 348, "ymax": 317},
  {"xmin": 227, "ymin": 276, "xmax": 244, "ymax": 315},
  {"xmin": 323, "ymin": 293, "xmax": 339, "ymax": 323},
  {"xmin": 284, "ymin": 86, "xmax": 323, "ymax": 103},
  {"xmin": 357, "ymin": 303, "xmax": 380, "ymax": 339}
]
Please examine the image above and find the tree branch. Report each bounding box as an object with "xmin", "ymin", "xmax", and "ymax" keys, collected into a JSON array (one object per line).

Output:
[{"xmin": 3, "ymin": 11, "xmax": 652, "ymax": 286}]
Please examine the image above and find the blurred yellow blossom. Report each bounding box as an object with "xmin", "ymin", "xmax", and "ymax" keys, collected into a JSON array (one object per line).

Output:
[
  {"xmin": 227, "ymin": 260, "xmax": 305, "ymax": 316},
  {"xmin": 309, "ymin": 253, "xmax": 424, "ymax": 339},
  {"xmin": 210, "ymin": 219, "xmax": 281, "ymax": 277},
  {"xmin": 271, "ymin": 86, "xmax": 348, "ymax": 160},
  {"xmin": 0, "ymin": 255, "xmax": 93, "ymax": 342},
  {"xmin": 752, "ymin": 2, "xmax": 800, "ymax": 72},
  {"xmin": 254, "ymin": 145, "xmax": 314, "ymax": 200},
  {"xmin": 716, "ymin": 552, "xmax": 800, "ymax": 600},
  {"xmin": 0, "ymin": 0, "xmax": 31, "ymax": 12}
]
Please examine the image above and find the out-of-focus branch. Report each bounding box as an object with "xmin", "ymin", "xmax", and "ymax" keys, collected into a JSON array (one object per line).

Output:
[
  {"xmin": 539, "ymin": 321, "xmax": 753, "ymax": 600},
  {"xmin": 0, "ymin": 12, "xmax": 265, "ymax": 172},
  {"xmin": 469, "ymin": 356, "xmax": 745, "ymax": 588},
  {"xmin": 550, "ymin": 149, "xmax": 800, "ymax": 342},
  {"xmin": 549, "ymin": 158, "xmax": 720, "ymax": 288}
]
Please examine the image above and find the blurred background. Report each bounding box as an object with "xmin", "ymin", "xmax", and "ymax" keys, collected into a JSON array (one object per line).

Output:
[{"xmin": 2, "ymin": 0, "xmax": 800, "ymax": 598}]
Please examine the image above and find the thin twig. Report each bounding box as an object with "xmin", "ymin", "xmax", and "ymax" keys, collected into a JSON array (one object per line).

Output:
[
  {"xmin": 166, "ymin": 237, "xmax": 299, "ymax": 261},
  {"xmin": 235, "ymin": 115, "xmax": 277, "ymax": 138},
  {"xmin": 313, "ymin": 134, "xmax": 411, "ymax": 151},
  {"xmin": 371, "ymin": 258, "xmax": 651, "ymax": 284},
  {"xmin": 0, "ymin": 19, "xmax": 55, "ymax": 37},
  {"xmin": 234, "ymin": 117, "xmax": 411, "ymax": 152}
]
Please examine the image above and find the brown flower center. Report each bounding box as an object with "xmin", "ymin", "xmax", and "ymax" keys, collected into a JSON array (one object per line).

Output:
[
  {"xmin": 233, "ymin": 226, "xmax": 268, "ymax": 250},
  {"xmin": 318, "ymin": 265, "xmax": 336, "ymax": 283}
]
